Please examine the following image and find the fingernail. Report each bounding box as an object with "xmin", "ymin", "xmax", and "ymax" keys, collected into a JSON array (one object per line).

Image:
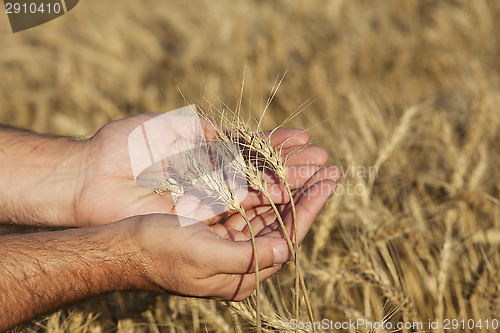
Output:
[{"xmin": 273, "ymin": 243, "xmax": 290, "ymax": 266}]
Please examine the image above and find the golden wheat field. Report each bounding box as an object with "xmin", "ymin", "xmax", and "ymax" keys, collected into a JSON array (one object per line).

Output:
[{"xmin": 1, "ymin": 0, "xmax": 500, "ymax": 332}]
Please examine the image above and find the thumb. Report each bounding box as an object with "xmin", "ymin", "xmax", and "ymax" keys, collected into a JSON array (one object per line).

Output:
[{"xmin": 202, "ymin": 236, "xmax": 292, "ymax": 274}]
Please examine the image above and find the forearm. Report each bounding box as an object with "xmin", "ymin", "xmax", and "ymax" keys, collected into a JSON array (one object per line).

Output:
[
  {"xmin": 0, "ymin": 222, "xmax": 139, "ymax": 331},
  {"xmin": 0, "ymin": 126, "xmax": 87, "ymax": 226}
]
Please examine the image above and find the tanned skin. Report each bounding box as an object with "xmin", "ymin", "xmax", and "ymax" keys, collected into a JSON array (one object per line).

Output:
[{"xmin": 0, "ymin": 115, "xmax": 340, "ymax": 331}]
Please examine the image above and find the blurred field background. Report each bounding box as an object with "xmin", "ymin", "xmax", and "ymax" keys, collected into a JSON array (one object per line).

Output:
[{"xmin": 1, "ymin": 0, "xmax": 500, "ymax": 332}]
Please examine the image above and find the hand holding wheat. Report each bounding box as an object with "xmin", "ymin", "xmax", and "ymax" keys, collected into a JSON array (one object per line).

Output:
[
  {"xmin": 125, "ymin": 164, "xmax": 338, "ymax": 301},
  {"xmin": 72, "ymin": 112, "xmax": 328, "ymax": 227},
  {"xmin": 68, "ymin": 107, "xmax": 339, "ymax": 332},
  {"xmin": 0, "ymin": 110, "xmax": 340, "ymax": 332}
]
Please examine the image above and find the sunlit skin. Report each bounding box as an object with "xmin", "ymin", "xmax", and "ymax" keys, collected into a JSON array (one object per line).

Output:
[
  {"xmin": 0, "ymin": 113, "xmax": 340, "ymax": 331},
  {"xmin": 76, "ymin": 112, "xmax": 334, "ymax": 226}
]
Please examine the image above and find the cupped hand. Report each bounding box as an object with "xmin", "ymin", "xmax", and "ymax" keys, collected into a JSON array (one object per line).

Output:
[
  {"xmin": 124, "ymin": 166, "xmax": 339, "ymax": 301},
  {"xmin": 75, "ymin": 111, "xmax": 330, "ymax": 227}
]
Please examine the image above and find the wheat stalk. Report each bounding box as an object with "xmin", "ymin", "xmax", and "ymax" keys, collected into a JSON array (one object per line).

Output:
[
  {"xmin": 232, "ymin": 121, "xmax": 301, "ymax": 306},
  {"xmin": 243, "ymin": 147, "xmax": 316, "ymax": 327},
  {"xmin": 228, "ymin": 118, "xmax": 318, "ymax": 328},
  {"xmin": 184, "ymin": 146, "xmax": 263, "ymax": 333},
  {"xmin": 198, "ymin": 104, "xmax": 317, "ymax": 329}
]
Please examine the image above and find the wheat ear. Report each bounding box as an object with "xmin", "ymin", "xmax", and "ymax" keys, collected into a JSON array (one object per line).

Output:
[
  {"xmin": 234, "ymin": 138, "xmax": 315, "ymax": 324},
  {"xmin": 231, "ymin": 120, "xmax": 313, "ymax": 326},
  {"xmin": 184, "ymin": 147, "xmax": 262, "ymax": 333},
  {"xmin": 198, "ymin": 106, "xmax": 315, "ymax": 328}
]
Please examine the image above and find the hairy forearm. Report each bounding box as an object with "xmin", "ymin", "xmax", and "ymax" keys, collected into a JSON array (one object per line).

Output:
[
  {"xmin": 0, "ymin": 223, "xmax": 139, "ymax": 331},
  {"xmin": 0, "ymin": 126, "xmax": 87, "ymax": 226}
]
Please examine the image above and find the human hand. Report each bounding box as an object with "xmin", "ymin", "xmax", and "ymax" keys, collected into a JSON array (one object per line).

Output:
[
  {"xmin": 0, "ymin": 117, "xmax": 339, "ymax": 331},
  {"xmin": 74, "ymin": 111, "xmax": 330, "ymax": 227},
  {"xmin": 0, "ymin": 165, "xmax": 338, "ymax": 331},
  {"xmin": 123, "ymin": 166, "xmax": 339, "ymax": 301}
]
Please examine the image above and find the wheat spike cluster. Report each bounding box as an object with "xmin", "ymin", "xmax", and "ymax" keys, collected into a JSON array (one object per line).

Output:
[{"xmin": 179, "ymin": 101, "xmax": 314, "ymax": 333}]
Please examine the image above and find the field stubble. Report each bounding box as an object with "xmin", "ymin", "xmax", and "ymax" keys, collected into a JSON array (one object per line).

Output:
[{"xmin": 1, "ymin": 0, "xmax": 500, "ymax": 332}]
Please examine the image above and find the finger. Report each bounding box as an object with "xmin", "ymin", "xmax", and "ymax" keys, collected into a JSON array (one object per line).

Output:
[
  {"xmin": 212, "ymin": 207, "xmax": 285, "ymax": 241},
  {"xmin": 240, "ymin": 205, "xmax": 286, "ymax": 237},
  {"xmin": 257, "ymin": 174, "xmax": 338, "ymax": 238},
  {"xmin": 278, "ymin": 165, "xmax": 319, "ymax": 189},
  {"xmin": 240, "ymin": 265, "xmax": 283, "ymax": 300},
  {"xmin": 200, "ymin": 235, "xmax": 292, "ymax": 275},
  {"xmin": 244, "ymin": 165, "xmax": 340, "ymax": 214},
  {"xmin": 211, "ymin": 205, "xmax": 273, "ymax": 238},
  {"xmin": 284, "ymin": 179, "xmax": 337, "ymax": 244},
  {"xmin": 217, "ymin": 264, "xmax": 283, "ymax": 301},
  {"xmin": 232, "ymin": 166, "xmax": 341, "ymax": 234},
  {"xmin": 240, "ymin": 166, "xmax": 340, "ymax": 241},
  {"xmin": 222, "ymin": 206, "xmax": 273, "ymax": 232},
  {"xmin": 211, "ymin": 224, "xmax": 248, "ymax": 241},
  {"xmin": 259, "ymin": 164, "xmax": 319, "ymax": 191},
  {"xmin": 238, "ymin": 183, "xmax": 290, "ymax": 209},
  {"xmin": 256, "ymin": 218, "xmax": 282, "ymax": 237},
  {"xmin": 208, "ymin": 263, "xmax": 282, "ymax": 301},
  {"xmin": 261, "ymin": 128, "xmax": 310, "ymax": 149},
  {"xmin": 295, "ymin": 166, "xmax": 341, "ymax": 197},
  {"xmin": 281, "ymin": 145, "xmax": 328, "ymax": 167}
]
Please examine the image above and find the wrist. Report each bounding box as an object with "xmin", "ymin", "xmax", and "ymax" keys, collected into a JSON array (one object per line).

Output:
[
  {"xmin": 0, "ymin": 129, "xmax": 90, "ymax": 226},
  {"xmin": 0, "ymin": 220, "xmax": 143, "ymax": 330},
  {"xmin": 116, "ymin": 216, "xmax": 164, "ymax": 292},
  {"xmin": 84, "ymin": 219, "xmax": 148, "ymax": 292},
  {"xmin": 116, "ymin": 215, "xmax": 183, "ymax": 293}
]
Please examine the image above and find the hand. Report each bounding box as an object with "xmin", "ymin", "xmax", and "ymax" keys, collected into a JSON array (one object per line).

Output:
[
  {"xmin": 125, "ymin": 166, "xmax": 339, "ymax": 301},
  {"xmin": 75, "ymin": 111, "xmax": 330, "ymax": 227},
  {"xmin": 0, "ymin": 166, "xmax": 339, "ymax": 332}
]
